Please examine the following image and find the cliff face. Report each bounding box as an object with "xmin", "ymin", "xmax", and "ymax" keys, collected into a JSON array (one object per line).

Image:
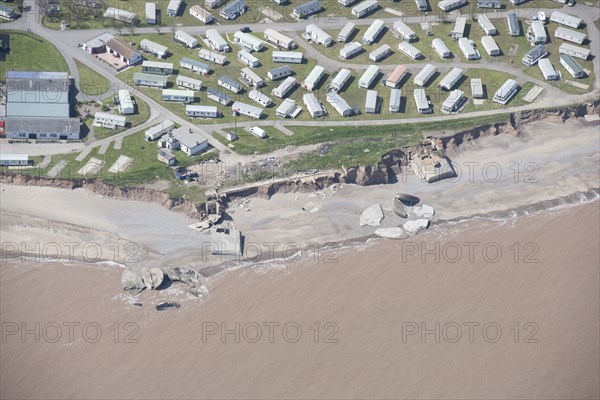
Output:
[{"xmin": 0, "ymin": 174, "xmax": 203, "ymax": 219}]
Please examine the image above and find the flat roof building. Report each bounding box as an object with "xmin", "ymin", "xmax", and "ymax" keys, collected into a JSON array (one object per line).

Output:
[
  {"xmin": 249, "ymin": 89, "xmax": 272, "ymax": 107},
  {"xmin": 162, "ymin": 89, "xmax": 195, "ymax": 103},
  {"xmin": 452, "ymin": 16, "xmax": 467, "ymax": 39},
  {"xmin": 268, "ymin": 65, "xmax": 293, "ymax": 80},
  {"xmin": 207, "ymin": 88, "xmax": 232, "ymax": 105},
  {"xmin": 146, "ymin": 3, "xmax": 156, "ymax": 24},
  {"xmin": 103, "ymin": 7, "xmax": 137, "ymax": 24},
  {"xmin": 528, "ymin": 21, "xmax": 547, "ymax": 44},
  {"xmin": 117, "ymin": 89, "xmax": 135, "ymax": 115},
  {"xmin": 240, "ymin": 67, "xmax": 265, "ymax": 87},
  {"xmin": 476, "ymin": 0, "xmax": 501, "ymax": 8}
]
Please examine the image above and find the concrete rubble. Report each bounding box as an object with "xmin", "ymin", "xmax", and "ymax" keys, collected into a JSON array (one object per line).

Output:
[
  {"xmin": 374, "ymin": 227, "xmax": 409, "ymax": 240},
  {"xmin": 302, "ymin": 201, "xmax": 319, "ymax": 213},
  {"xmin": 360, "ymin": 204, "xmax": 384, "ymax": 227},
  {"xmin": 403, "ymin": 219, "xmax": 430, "ymax": 234},
  {"xmin": 414, "ymin": 204, "xmax": 435, "ymax": 218},
  {"xmin": 122, "ymin": 267, "xmax": 206, "ymax": 297}
]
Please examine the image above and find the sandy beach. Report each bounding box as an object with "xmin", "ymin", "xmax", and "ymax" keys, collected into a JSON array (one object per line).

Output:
[{"xmin": 1, "ymin": 117, "xmax": 599, "ymax": 399}]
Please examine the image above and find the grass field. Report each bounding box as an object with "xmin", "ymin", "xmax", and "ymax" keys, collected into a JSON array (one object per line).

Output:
[
  {"xmin": 216, "ymin": 112, "xmax": 511, "ymax": 156},
  {"xmin": 92, "ymin": 94, "xmax": 151, "ymax": 140},
  {"xmin": 75, "ymin": 59, "xmax": 110, "ymax": 96},
  {"xmin": 0, "ymin": 30, "xmax": 68, "ymax": 77}
]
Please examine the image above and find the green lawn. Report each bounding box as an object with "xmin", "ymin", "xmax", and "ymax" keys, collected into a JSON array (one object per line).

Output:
[
  {"xmin": 0, "ymin": 30, "xmax": 68, "ymax": 77},
  {"xmin": 216, "ymin": 112, "xmax": 511, "ymax": 157},
  {"xmin": 92, "ymin": 95, "xmax": 151, "ymax": 140},
  {"xmin": 75, "ymin": 59, "xmax": 110, "ymax": 96}
]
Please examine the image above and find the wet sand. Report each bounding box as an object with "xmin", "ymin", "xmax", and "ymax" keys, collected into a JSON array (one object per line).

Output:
[{"xmin": 1, "ymin": 202, "xmax": 598, "ymax": 399}]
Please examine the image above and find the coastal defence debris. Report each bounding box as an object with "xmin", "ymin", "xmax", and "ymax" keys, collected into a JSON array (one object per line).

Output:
[
  {"xmin": 360, "ymin": 204, "xmax": 384, "ymax": 226},
  {"xmin": 155, "ymin": 302, "xmax": 181, "ymax": 311},
  {"xmin": 374, "ymin": 227, "xmax": 409, "ymax": 240},
  {"xmin": 414, "ymin": 204, "xmax": 435, "ymax": 218},
  {"xmin": 403, "ymin": 219, "xmax": 430, "ymax": 234},
  {"xmin": 302, "ymin": 201, "xmax": 319, "ymax": 213},
  {"xmin": 393, "ymin": 193, "xmax": 420, "ymax": 218},
  {"xmin": 407, "ymin": 138, "xmax": 457, "ymax": 183},
  {"xmin": 122, "ymin": 267, "xmax": 206, "ymax": 297},
  {"xmin": 210, "ymin": 221, "xmax": 243, "ymax": 257}
]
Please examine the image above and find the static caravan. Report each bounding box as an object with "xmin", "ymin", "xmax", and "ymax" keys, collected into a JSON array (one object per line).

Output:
[
  {"xmin": 234, "ymin": 31, "xmax": 264, "ymax": 52},
  {"xmin": 493, "ymin": 79, "xmax": 519, "ymax": 104},
  {"xmin": 369, "ymin": 44, "xmax": 392, "ymax": 62},
  {"xmin": 364, "ymin": 90, "xmax": 378, "ymax": 114},
  {"xmin": 359, "ymin": 65, "xmax": 379, "ymax": 89},
  {"xmin": 415, "ymin": 0, "xmax": 428, "ymax": 11},
  {"xmin": 441, "ymin": 89, "xmax": 465, "ymax": 113},
  {"xmin": 438, "ymin": 67, "xmax": 463, "ymax": 90},
  {"xmin": 554, "ymin": 27, "xmax": 587, "ymax": 45},
  {"xmin": 303, "ymin": 93, "xmax": 326, "ymax": 117},
  {"xmin": 481, "ymin": 36, "xmax": 500, "ymax": 56},
  {"xmin": 176, "ymin": 75, "xmax": 203, "ymax": 91},
  {"xmin": 249, "ymin": 89, "xmax": 272, "ymax": 107},
  {"xmin": 471, "ymin": 78, "xmax": 484, "ymax": 98},
  {"xmin": 199, "ymin": 49, "xmax": 227, "ymax": 65},
  {"xmin": 271, "ymin": 77, "xmax": 297, "ymax": 98},
  {"xmin": 206, "ymin": 29, "xmax": 230, "ymax": 52},
  {"xmin": 162, "ymin": 89, "xmax": 195, "ymax": 103},
  {"xmin": 352, "ymin": 0, "xmax": 378, "ymax": 18},
  {"xmin": 509, "ymin": 0, "xmax": 528, "ymax": 4},
  {"xmin": 189, "ymin": 5, "xmax": 214, "ymax": 24},
  {"xmin": 167, "ymin": 0, "xmax": 182, "ymax": 16},
  {"xmin": 458, "ymin": 38, "xmax": 480, "ymax": 60},
  {"xmin": 413, "ymin": 89, "xmax": 431, "ymax": 114},
  {"xmin": 305, "ymin": 24, "xmax": 333, "ymax": 47},
  {"xmin": 240, "ymin": 68, "xmax": 265, "ymax": 87},
  {"xmin": 339, "ymin": 0, "xmax": 359, "ymax": 5},
  {"xmin": 205, "ymin": 0, "xmax": 226, "ymax": 9},
  {"xmin": 146, "ymin": 3, "xmax": 156, "ymax": 25},
  {"xmin": 220, "ymin": 0, "xmax": 246, "ymax": 20},
  {"xmin": 432, "ymin": 38, "xmax": 451, "ymax": 58},
  {"xmin": 326, "ymin": 91, "xmax": 354, "ymax": 117},
  {"xmin": 268, "ymin": 65, "xmax": 293, "ymax": 80},
  {"xmin": 476, "ymin": 0, "xmax": 501, "ymax": 8},
  {"xmin": 550, "ymin": 11, "xmax": 583, "ymax": 29},
  {"xmin": 272, "ymin": 51, "xmax": 303, "ymax": 64},
  {"xmin": 175, "ymin": 30, "xmax": 199, "ymax": 49},
  {"xmin": 186, "ymin": 105, "xmax": 218, "ymax": 118},
  {"xmin": 232, "ymin": 101, "xmax": 263, "ymax": 119},
  {"xmin": 340, "ymin": 42, "xmax": 363, "ymax": 59},
  {"xmin": 389, "ymin": 88, "xmax": 402, "ymax": 112},
  {"xmin": 238, "ymin": 50, "xmax": 260, "ymax": 67},
  {"xmin": 452, "ymin": 16, "xmax": 467, "ymax": 39},
  {"xmin": 538, "ymin": 58, "xmax": 559, "ymax": 80},
  {"xmin": 560, "ymin": 54, "xmax": 585, "ymax": 78},
  {"xmin": 507, "ymin": 13, "xmax": 520, "ymax": 36},
  {"xmin": 145, "ymin": 120, "xmax": 175, "ymax": 141},
  {"xmin": 528, "ymin": 21, "xmax": 547, "ymax": 44},
  {"xmin": 118, "ymin": 89, "xmax": 135, "ymax": 115},
  {"xmin": 249, "ymin": 127, "xmax": 266, "ymax": 138},
  {"xmin": 558, "ymin": 43, "xmax": 591, "ymax": 60},
  {"xmin": 521, "ymin": 44, "xmax": 547, "ymax": 66},
  {"xmin": 142, "ymin": 61, "xmax": 174, "ymax": 75},
  {"xmin": 393, "ymin": 20, "xmax": 418, "ymax": 42},
  {"xmin": 276, "ymin": 99, "xmax": 302, "ymax": 118},
  {"xmin": 207, "ymin": 88, "xmax": 232, "ymax": 105},
  {"xmin": 478, "ymin": 14, "xmax": 497, "ymax": 35},
  {"xmin": 338, "ymin": 22, "xmax": 357, "ymax": 43},
  {"xmin": 264, "ymin": 29, "xmax": 296, "ymax": 49},
  {"xmin": 362, "ymin": 19, "xmax": 385, "ymax": 45},
  {"xmin": 398, "ymin": 42, "xmax": 423, "ymax": 60},
  {"xmin": 384, "ymin": 65, "xmax": 407, "ymax": 88},
  {"xmin": 218, "ymin": 75, "xmax": 243, "ymax": 93},
  {"xmin": 303, "ymin": 65, "xmax": 325, "ymax": 91},
  {"xmin": 414, "ymin": 64, "xmax": 437, "ymax": 87},
  {"xmin": 437, "ymin": 0, "xmax": 466, "ymax": 11},
  {"xmin": 140, "ymin": 39, "xmax": 168, "ymax": 59},
  {"xmin": 180, "ymin": 58, "xmax": 211, "ymax": 75},
  {"xmin": 94, "ymin": 112, "xmax": 127, "ymax": 129},
  {"xmin": 329, "ymin": 68, "xmax": 352, "ymax": 92},
  {"xmin": 103, "ymin": 8, "xmax": 138, "ymax": 24},
  {"xmin": 293, "ymin": 0, "xmax": 321, "ymax": 18},
  {"xmin": 133, "ymin": 72, "xmax": 168, "ymax": 88}
]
